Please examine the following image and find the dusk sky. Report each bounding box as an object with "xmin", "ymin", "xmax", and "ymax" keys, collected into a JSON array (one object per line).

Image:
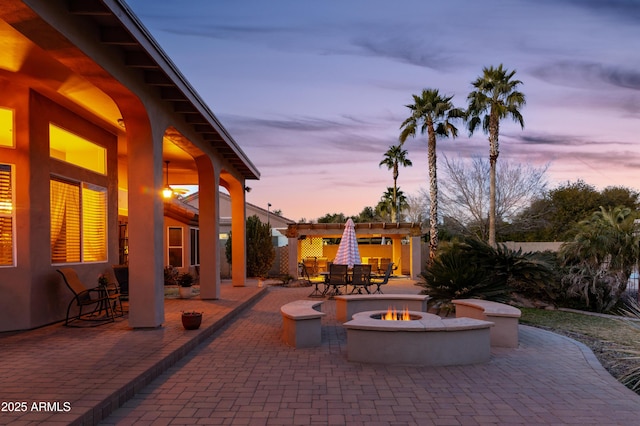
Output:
[{"xmin": 127, "ymin": 0, "xmax": 640, "ymax": 222}]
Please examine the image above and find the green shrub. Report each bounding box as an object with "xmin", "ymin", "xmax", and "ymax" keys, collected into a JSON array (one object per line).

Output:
[{"xmin": 225, "ymin": 215, "xmax": 275, "ymax": 278}]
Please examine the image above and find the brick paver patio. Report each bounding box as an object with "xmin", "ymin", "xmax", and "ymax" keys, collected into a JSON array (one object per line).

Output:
[{"xmin": 2, "ymin": 279, "xmax": 640, "ymax": 425}]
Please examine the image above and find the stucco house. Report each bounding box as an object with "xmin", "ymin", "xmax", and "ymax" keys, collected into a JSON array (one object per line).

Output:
[
  {"xmin": 0, "ymin": 0, "xmax": 258, "ymax": 332},
  {"xmin": 180, "ymin": 192, "xmax": 295, "ymax": 277}
]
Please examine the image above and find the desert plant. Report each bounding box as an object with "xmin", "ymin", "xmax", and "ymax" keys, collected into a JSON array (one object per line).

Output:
[{"xmin": 419, "ymin": 237, "xmax": 555, "ymax": 307}]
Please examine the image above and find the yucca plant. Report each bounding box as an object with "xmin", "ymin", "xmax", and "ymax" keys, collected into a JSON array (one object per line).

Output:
[{"xmin": 613, "ymin": 298, "xmax": 640, "ymax": 391}]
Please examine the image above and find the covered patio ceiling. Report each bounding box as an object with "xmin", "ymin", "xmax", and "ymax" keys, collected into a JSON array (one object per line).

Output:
[{"xmin": 0, "ymin": 0, "xmax": 259, "ymax": 184}]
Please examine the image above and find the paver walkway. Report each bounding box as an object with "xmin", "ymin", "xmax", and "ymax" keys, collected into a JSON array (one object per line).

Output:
[
  {"xmin": 3, "ymin": 278, "xmax": 640, "ymax": 425},
  {"xmin": 0, "ymin": 281, "xmax": 265, "ymax": 425},
  {"xmin": 101, "ymin": 281, "xmax": 640, "ymax": 426}
]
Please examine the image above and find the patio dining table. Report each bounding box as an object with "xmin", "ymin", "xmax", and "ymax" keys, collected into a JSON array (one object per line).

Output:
[{"xmin": 320, "ymin": 265, "xmax": 372, "ymax": 297}]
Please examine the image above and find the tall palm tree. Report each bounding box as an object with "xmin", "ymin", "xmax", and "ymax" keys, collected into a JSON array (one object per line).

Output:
[
  {"xmin": 379, "ymin": 145, "xmax": 412, "ymax": 223},
  {"xmin": 399, "ymin": 89, "xmax": 463, "ymax": 262},
  {"xmin": 467, "ymin": 64, "xmax": 525, "ymax": 247}
]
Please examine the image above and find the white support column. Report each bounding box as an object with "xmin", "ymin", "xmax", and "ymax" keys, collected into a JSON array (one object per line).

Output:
[
  {"xmin": 126, "ymin": 117, "xmax": 165, "ymax": 328},
  {"xmin": 409, "ymin": 236, "xmax": 422, "ymax": 280},
  {"xmin": 196, "ymin": 155, "xmax": 220, "ymax": 299}
]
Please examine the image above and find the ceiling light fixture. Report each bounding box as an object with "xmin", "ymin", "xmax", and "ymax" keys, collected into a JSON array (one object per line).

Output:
[{"xmin": 162, "ymin": 160, "xmax": 173, "ymax": 199}]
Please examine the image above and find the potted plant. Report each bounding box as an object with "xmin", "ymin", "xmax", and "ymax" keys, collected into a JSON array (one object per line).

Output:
[
  {"xmin": 181, "ymin": 311, "xmax": 202, "ymax": 330},
  {"xmin": 177, "ymin": 272, "xmax": 194, "ymax": 298}
]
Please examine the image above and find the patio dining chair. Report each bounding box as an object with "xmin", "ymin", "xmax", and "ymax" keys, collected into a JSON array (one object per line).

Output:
[
  {"xmin": 350, "ymin": 264, "xmax": 372, "ymax": 294},
  {"xmin": 378, "ymin": 258, "xmax": 392, "ymax": 275},
  {"xmin": 326, "ymin": 263, "xmax": 348, "ymax": 298},
  {"xmin": 57, "ymin": 268, "xmax": 123, "ymax": 326},
  {"xmin": 370, "ymin": 262, "xmax": 394, "ymax": 294},
  {"xmin": 303, "ymin": 257, "xmax": 318, "ymax": 276}
]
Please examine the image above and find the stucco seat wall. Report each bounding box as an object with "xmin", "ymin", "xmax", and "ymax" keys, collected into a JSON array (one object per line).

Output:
[
  {"xmin": 452, "ymin": 299, "xmax": 521, "ymax": 348},
  {"xmin": 280, "ymin": 300, "xmax": 325, "ymax": 348}
]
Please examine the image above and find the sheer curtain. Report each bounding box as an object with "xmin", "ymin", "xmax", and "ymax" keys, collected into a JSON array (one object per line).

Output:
[{"xmin": 50, "ymin": 178, "xmax": 80, "ymax": 263}]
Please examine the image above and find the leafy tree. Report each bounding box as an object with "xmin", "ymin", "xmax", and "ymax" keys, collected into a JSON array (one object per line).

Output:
[
  {"xmin": 467, "ymin": 64, "xmax": 526, "ymax": 247},
  {"xmin": 354, "ymin": 206, "xmax": 377, "ymax": 223},
  {"xmin": 225, "ymin": 215, "xmax": 275, "ymax": 278},
  {"xmin": 509, "ymin": 181, "xmax": 639, "ymax": 241},
  {"xmin": 560, "ymin": 206, "xmax": 640, "ymax": 312},
  {"xmin": 379, "ymin": 145, "xmax": 412, "ymax": 222},
  {"xmin": 400, "ymin": 88, "xmax": 464, "ymax": 262},
  {"xmin": 317, "ymin": 213, "xmax": 349, "ymax": 223},
  {"xmin": 600, "ymin": 186, "xmax": 640, "ymax": 210}
]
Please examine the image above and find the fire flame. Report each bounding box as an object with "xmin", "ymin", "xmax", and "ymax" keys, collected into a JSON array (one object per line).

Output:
[{"xmin": 382, "ymin": 306, "xmax": 411, "ymax": 321}]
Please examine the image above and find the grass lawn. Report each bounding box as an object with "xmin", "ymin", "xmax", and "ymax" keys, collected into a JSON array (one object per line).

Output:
[{"xmin": 521, "ymin": 307, "xmax": 640, "ymax": 393}]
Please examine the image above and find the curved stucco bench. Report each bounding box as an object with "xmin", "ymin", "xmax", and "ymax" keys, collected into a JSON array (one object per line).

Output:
[
  {"xmin": 280, "ymin": 300, "xmax": 325, "ymax": 348},
  {"xmin": 452, "ymin": 299, "xmax": 521, "ymax": 348},
  {"xmin": 344, "ymin": 311, "xmax": 493, "ymax": 366},
  {"xmin": 334, "ymin": 294, "xmax": 430, "ymax": 323}
]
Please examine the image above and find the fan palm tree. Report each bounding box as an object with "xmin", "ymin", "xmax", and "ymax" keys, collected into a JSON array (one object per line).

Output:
[
  {"xmin": 379, "ymin": 145, "xmax": 412, "ymax": 223},
  {"xmin": 376, "ymin": 187, "xmax": 408, "ymax": 222},
  {"xmin": 467, "ymin": 64, "xmax": 526, "ymax": 247},
  {"xmin": 399, "ymin": 89, "xmax": 464, "ymax": 261},
  {"xmin": 560, "ymin": 206, "xmax": 640, "ymax": 312}
]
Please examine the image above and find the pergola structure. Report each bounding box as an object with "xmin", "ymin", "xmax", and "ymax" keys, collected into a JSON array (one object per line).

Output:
[{"xmin": 285, "ymin": 222, "xmax": 424, "ymax": 279}]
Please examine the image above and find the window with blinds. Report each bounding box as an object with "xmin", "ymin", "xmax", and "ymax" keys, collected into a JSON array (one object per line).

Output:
[
  {"xmin": 50, "ymin": 178, "xmax": 107, "ymax": 264},
  {"xmin": 168, "ymin": 227, "xmax": 183, "ymax": 268},
  {"xmin": 82, "ymin": 184, "xmax": 107, "ymax": 262},
  {"xmin": 0, "ymin": 164, "xmax": 14, "ymax": 266}
]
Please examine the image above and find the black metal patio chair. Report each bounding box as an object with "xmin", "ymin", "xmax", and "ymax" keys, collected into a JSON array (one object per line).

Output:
[
  {"xmin": 57, "ymin": 268, "xmax": 123, "ymax": 326},
  {"xmin": 370, "ymin": 262, "xmax": 394, "ymax": 294},
  {"xmin": 350, "ymin": 264, "xmax": 372, "ymax": 294}
]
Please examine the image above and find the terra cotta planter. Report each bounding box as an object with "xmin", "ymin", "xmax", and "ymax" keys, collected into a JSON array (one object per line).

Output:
[{"xmin": 181, "ymin": 312, "xmax": 202, "ymax": 330}]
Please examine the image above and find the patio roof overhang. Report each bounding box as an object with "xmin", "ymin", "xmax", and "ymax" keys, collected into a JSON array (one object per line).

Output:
[
  {"xmin": 0, "ymin": 0, "xmax": 259, "ymax": 181},
  {"xmin": 285, "ymin": 222, "xmax": 424, "ymax": 238}
]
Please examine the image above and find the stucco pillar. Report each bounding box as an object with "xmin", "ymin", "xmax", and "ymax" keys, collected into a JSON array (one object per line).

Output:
[
  {"xmin": 288, "ymin": 237, "xmax": 299, "ymax": 277},
  {"xmin": 392, "ymin": 236, "xmax": 402, "ymax": 276},
  {"xmin": 229, "ymin": 181, "xmax": 246, "ymax": 286},
  {"xmin": 196, "ymin": 155, "xmax": 220, "ymax": 299},
  {"xmin": 125, "ymin": 116, "xmax": 165, "ymax": 328},
  {"xmin": 409, "ymin": 236, "xmax": 422, "ymax": 280}
]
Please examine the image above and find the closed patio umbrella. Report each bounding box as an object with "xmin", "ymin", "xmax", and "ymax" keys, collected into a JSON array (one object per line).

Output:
[{"xmin": 334, "ymin": 218, "xmax": 361, "ymax": 268}]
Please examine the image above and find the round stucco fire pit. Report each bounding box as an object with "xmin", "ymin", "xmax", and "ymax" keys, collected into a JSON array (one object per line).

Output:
[{"xmin": 343, "ymin": 310, "xmax": 493, "ymax": 366}]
